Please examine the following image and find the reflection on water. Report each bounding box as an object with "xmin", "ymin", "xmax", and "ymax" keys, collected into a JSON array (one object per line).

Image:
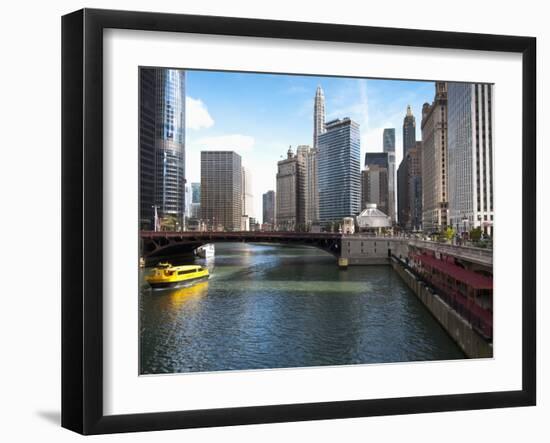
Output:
[
  {"xmin": 164, "ymin": 281, "xmax": 209, "ymax": 309},
  {"xmin": 139, "ymin": 243, "xmax": 464, "ymax": 374}
]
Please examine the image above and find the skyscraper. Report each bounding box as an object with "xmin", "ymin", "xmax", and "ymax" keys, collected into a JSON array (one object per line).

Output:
[
  {"xmin": 276, "ymin": 146, "xmax": 305, "ymax": 231},
  {"xmin": 421, "ymin": 82, "xmax": 449, "ymax": 232},
  {"xmin": 397, "ymin": 142, "xmax": 422, "ymax": 230},
  {"xmin": 139, "ymin": 68, "xmax": 186, "ymax": 230},
  {"xmin": 262, "ymin": 190, "xmax": 276, "ymax": 226},
  {"xmin": 397, "ymin": 160, "xmax": 408, "ymax": 228},
  {"xmin": 241, "ymin": 165, "xmax": 254, "ymax": 218},
  {"xmin": 191, "ymin": 182, "xmax": 201, "ymax": 203},
  {"xmin": 409, "ymin": 142, "xmax": 423, "ymax": 231},
  {"xmin": 184, "ymin": 183, "xmax": 192, "ymax": 218},
  {"xmin": 361, "ymin": 164, "xmax": 389, "ymax": 215},
  {"xmin": 296, "ymin": 145, "xmax": 319, "ymax": 228},
  {"xmin": 200, "ymin": 151, "xmax": 242, "ymax": 231},
  {"xmin": 364, "ymin": 152, "xmax": 389, "ymax": 169},
  {"xmin": 313, "ymin": 86, "xmax": 326, "ymax": 149},
  {"xmin": 383, "ymin": 128, "xmax": 396, "ymax": 153},
  {"xmin": 318, "ymin": 118, "xmax": 361, "ymax": 226},
  {"xmin": 383, "ymin": 128, "xmax": 397, "ymax": 223},
  {"xmin": 364, "ymin": 152, "xmax": 390, "ymax": 214},
  {"xmin": 189, "ymin": 182, "xmax": 201, "ymax": 219},
  {"xmin": 402, "ymin": 105, "xmax": 416, "ymax": 158},
  {"xmin": 139, "ymin": 68, "xmax": 156, "ymax": 230},
  {"xmin": 447, "ymin": 83, "xmax": 494, "ymax": 235}
]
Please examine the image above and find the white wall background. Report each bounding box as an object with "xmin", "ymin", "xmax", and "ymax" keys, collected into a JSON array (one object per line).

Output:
[{"xmin": 0, "ymin": 0, "xmax": 546, "ymax": 441}]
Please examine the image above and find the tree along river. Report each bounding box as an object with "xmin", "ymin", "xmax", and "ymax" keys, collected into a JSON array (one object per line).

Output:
[{"xmin": 139, "ymin": 243, "xmax": 464, "ymax": 374}]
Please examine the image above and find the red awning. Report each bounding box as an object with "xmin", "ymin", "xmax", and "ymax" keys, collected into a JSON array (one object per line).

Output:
[{"xmin": 414, "ymin": 254, "xmax": 493, "ymax": 290}]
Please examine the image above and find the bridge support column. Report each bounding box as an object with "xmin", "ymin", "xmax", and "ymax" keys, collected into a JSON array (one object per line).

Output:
[{"xmin": 338, "ymin": 257, "xmax": 349, "ymax": 269}]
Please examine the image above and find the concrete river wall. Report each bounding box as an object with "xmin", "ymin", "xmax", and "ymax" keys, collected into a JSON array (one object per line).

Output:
[
  {"xmin": 339, "ymin": 237, "xmax": 409, "ymax": 265},
  {"xmin": 390, "ymin": 257, "xmax": 493, "ymax": 359}
]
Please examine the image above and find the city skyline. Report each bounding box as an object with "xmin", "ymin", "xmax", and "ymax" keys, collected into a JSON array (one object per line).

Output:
[{"xmin": 184, "ymin": 70, "xmax": 434, "ymax": 219}]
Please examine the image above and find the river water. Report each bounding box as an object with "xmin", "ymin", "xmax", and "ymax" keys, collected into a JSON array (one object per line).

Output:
[{"xmin": 139, "ymin": 243, "xmax": 464, "ymax": 374}]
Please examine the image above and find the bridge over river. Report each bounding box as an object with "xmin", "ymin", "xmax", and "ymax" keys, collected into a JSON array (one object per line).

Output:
[
  {"xmin": 140, "ymin": 231, "xmax": 492, "ymax": 271},
  {"xmin": 140, "ymin": 231, "xmax": 343, "ymax": 260}
]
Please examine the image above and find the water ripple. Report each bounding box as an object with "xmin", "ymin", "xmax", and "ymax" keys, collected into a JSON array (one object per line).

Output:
[{"xmin": 140, "ymin": 243, "xmax": 464, "ymax": 374}]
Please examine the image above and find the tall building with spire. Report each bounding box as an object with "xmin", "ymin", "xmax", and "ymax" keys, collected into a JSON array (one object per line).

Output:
[
  {"xmin": 313, "ymin": 86, "xmax": 326, "ymax": 149},
  {"xmin": 402, "ymin": 105, "xmax": 416, "ymax": 158},
  {"xmin": 383, "ymin": 128, "xmax": 397, "ymax": 223}
]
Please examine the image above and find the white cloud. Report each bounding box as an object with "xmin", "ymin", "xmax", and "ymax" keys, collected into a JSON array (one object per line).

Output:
[
  {"xmin": 358, "ymin": 79, "xmax": 369, "ymax": 129},
  {"xmin": 327, "ymin": 80, "xmax": 375, "ymax": 160},
  {"xmin": 286, "ymin": 85, "xmax": 309, "ymax": 95},
  {"xmin": 186, "ymin": 96, "xmax": 214, "ymax": 130},
  {"xmin": 327, "ymin": 79, "xmax": 369, "ymax": 130},
  {"xmin": 362, "ymin": 126, "xmax": 385, "ymax": 153}
]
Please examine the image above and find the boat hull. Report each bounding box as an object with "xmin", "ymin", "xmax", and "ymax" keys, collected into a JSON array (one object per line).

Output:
[
  {"xmin": 146, "ymin": 263, "xmax": 210, "ymax": 290},
  {"xmin": 148, "ymin": 274, "xmax": 209, "ymax": 289},
  {"xmin": 195, "ymin": 243, "xmax": 215, "ymax": 259}
]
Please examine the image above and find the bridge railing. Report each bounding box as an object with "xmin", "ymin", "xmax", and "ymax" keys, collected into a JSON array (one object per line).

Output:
[
  {"xmin": 407, "ymin": 239, "xmax": 493, "ymax": 266},
  {"xmin": 140, "ymin": 231, "xmax": 344, "ymax": 239}
]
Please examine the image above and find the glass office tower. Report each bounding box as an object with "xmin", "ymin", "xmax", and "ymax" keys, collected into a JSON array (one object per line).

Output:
[
  {"xmin": 139, "ymin": 68, "xmax": 157, "ymax": 229},
  {"xmin": 383, "ymin": 128, "xmax": 396, "ymax": 153},
  {"xmin": 139, "ymin": 68, "xmax": 186, "ymax": 230},
  {"xmin": 364, "ymin": 152, "xmax": 389, "ymax": 169},
  {"xmin": 262, "ymin": 190, "xmax": 276, "ymax": 226},
  {"xmin": 318, "ymin": 118, "xmax": 361, "ymax": 226}
]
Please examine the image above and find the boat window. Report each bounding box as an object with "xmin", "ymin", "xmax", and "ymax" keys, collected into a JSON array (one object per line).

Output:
[{"xmin": 177, "ymin": 269, "xmax": 197, "ymax": 275}]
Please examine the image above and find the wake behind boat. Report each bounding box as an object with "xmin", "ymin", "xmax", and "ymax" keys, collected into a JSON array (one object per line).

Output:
[{"xmin": 146, "ymin": 262, "xmax": 209, "ymax": 289}]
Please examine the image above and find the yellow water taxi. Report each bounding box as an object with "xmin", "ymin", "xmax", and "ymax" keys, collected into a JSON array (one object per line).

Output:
[{"xmin": 146, "ymin": 262, "xmax": 209, "ymax": 289}]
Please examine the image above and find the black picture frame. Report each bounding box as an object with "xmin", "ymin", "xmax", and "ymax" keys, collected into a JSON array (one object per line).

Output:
[{"xmin": 62, "ymin": 8, "xmax": 537, "ymax": 435}]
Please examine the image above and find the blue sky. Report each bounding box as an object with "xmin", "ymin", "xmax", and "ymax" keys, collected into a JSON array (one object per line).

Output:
[{"xmin": 185, "ymin": 70, "xmax": 435, "ymax": 219}]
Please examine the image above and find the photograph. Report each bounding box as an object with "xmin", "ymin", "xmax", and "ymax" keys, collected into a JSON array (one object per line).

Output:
[
  {"xmin": 0, "ymin": 0, "xmax": 543, "ymax": 439},
  {"xmin": 138, "ymin": 68, "xmax": 494, "ymax": 375}
]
